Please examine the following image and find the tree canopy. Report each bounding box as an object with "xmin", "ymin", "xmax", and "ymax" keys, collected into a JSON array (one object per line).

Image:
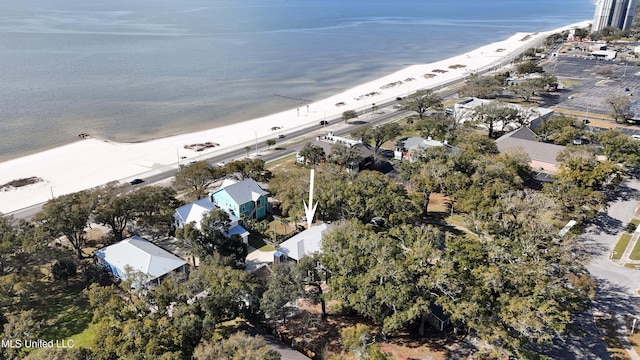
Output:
[
  {"xmin": 35, "ymin": 190, "xmax": 95, "ymax": 258},
  {"xmin": 174, "ymin": 161, "xmax": 222, "ymax": 200},
  {"xmin": 605, "ymin": 94, "xmax": 633, "ymax": 123},
  {"xmin": 401, "ymin": 89, "xmax": 443, "ymax": 119},
  {"xmin": 458, "ymin": 74, "xmax": 503, "ymax": 99},
  {"xmin": 351, "ymin": 123, "xmax": 402, "ymax": 162}
]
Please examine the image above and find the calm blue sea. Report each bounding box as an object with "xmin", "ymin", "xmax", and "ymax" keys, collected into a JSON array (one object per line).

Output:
[{"xmin": 0, "ymin": 0, "xmax": 594, "ymax": 161}]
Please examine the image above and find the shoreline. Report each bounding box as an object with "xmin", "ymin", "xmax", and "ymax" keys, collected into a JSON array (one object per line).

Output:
[{"xmin": 0, "ymin": 20, "xmax": 590, "ymax": 215}]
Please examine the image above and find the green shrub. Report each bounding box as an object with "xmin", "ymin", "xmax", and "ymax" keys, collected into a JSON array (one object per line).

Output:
[{"xmin": 626, "ymin": 222, "xmax": 637, "ymax": 233}]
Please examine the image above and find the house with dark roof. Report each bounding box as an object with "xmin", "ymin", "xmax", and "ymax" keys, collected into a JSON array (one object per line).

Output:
[
  {"xmin": 495, "ymin": 127, "xmax": 565, "ymax": 173},
  {"xmin": 274, "ymin": 223, "xmax": 329, "ymax": 263},
  {"xmin": 95, "ymin": 235, "xmax": 187, "ymax": 287},
  {"xmin": 210, "ymin": 178, "xmax": 269, "ymax": 220},
  {"xmin": 173, "ymin": 197, "xmax": 250, "ymax": 244},
  {"xmin": 308, "ymin": 132, "xmax": 375, "ymax": 173}
]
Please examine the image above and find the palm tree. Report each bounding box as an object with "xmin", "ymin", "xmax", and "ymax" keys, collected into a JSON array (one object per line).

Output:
[{"xmin": 281, "ymin": 217, "xmax": 290, "ymax": 236}]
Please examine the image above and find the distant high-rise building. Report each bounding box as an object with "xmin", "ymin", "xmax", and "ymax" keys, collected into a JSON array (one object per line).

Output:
[{"xmin": 592, "ymin": 0, "xmax": 637, "ymax": 32}]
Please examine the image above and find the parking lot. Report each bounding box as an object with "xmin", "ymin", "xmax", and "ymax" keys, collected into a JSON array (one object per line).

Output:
[{"xmin": 542, "ymin": 54, "xmax": 640, "ymax": 116}]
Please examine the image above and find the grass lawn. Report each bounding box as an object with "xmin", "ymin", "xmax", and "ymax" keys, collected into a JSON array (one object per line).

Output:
[
  {"xmin": 266, "ymin": 153, "xmax": 299, "ymax": 173},
  {"xmin": 268, "ymin": 219, "xmax": 296, "ymax": 237},
  {"xmin": 248, "ymin": 234, "xmax": 275, "ymax": 252},
  {"xmin": 624, "ymin": 263, "xmax": 640, "ymax": 269},
  {"xmin": 428, "ymin": 193, "xmax": 451, "ymax": 213},
  {"xmin": 612, "ymin": 233, "xmax": 633, "ymax": 260},
  {"xmin": 10, "ymin": 279, "xmax": 95, "ymax": 353},
  {"xmin": 68, "ymin": 323, "xmax": 97, "ymax": 348},
  {"xmin": 629, "ymin": 237, "xmax": 640, "ymax": 261},
  {"xmin": 211, "ymin": 318, "xmax": 244, "ymax": 342},
  {"xmin": 560, "ymin": 79, "xmax": 583, "ymax": 88},
  {"xmin": 631, "ymin": 219, "xmax": 640, "ymax": 227}
]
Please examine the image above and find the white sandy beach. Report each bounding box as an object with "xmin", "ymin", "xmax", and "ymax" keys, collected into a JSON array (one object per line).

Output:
[{"xmin": 0, "ymin": 21, "xmax": 589, "ymax": 214}]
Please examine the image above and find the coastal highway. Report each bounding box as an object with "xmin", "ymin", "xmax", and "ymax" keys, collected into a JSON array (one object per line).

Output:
[
  {"xmin": 6, "ymin": 55, "xmax": 520, "ymax": 221},
  {"xmin": 7, "ymin": 36, "xmax": 541, "ymax": 221},
  {"xmin": 8, "ymin": 100, "xmax": 413, "ymax": 221}
]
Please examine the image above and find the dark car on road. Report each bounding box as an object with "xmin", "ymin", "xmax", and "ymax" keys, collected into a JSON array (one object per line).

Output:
[
  {"xmin": 130, "ymin": 178, "xmax": 144, "ymax": 185},
  {"xmin": 319, "ymin": 120, "xmax": 329, "ymax": 125}
]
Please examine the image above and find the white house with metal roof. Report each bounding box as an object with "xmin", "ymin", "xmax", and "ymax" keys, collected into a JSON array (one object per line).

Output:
[
  {"xmin": 95, "ymin": 235, "xmax": 187, "ymax": 286},
  {"xmin": 274, "ymin": 223, "xmax": 329, "ymax": 263},
  {"xmin": 454, "ymin": 98, "xmax": 554, "ymax": 132},
  {"xmin": 394, "ymin": 137, "xmax": 455, "ymax": 162},
  {"xmin": 173, "ymin": 197, "xmax": 250, "ymax": 243}
]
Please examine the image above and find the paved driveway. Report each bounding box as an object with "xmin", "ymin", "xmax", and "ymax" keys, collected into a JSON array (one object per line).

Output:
[
  {"xmin": 583, "ymin": 177, "xmax": 640, "ymax": 304},
  {"xmin": 537, "ymin": 176, "xmax": 640, "ymax": 359}
]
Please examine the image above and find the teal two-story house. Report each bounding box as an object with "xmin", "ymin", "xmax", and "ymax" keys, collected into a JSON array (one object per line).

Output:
[{"xmin": 210, "ymin": 178, "xmax": 269, "ymax": 220}]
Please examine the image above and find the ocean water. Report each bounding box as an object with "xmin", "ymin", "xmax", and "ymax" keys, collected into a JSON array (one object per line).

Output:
[{"xmin": 0, "ymin": 0, "xmax": 594, "ymax": 161}]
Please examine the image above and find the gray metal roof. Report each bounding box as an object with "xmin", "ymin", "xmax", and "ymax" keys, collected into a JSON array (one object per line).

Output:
[
  {"xmin": 277, "ymin": 223, "xmax": 328, "ymax": 262},
  {"xmin": 213, "ymin": 178, "xmax": 268, "ymax": 205},
  {"xmin": 95, "ymin": 235, "xmax": 186, "ymax": 281},
  {"xmin": 496, "ymin": 127, "xmax": 564, "ymax": 165}
]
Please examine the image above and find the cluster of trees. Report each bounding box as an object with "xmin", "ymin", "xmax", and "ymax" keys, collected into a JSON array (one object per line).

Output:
[
  {"xmin": 317, "ymin": 217, "xmax": 594, "ymax": 357},
  {"xmin": 175, "ymin": 208, "xmax": 247, "ymax": 265},
  {"xmin": 535, "ymin": 114, "xmax": 640, "ymax": 167},
  {"xmin": 468, "ymin": 101, "xmax": 536, "ymax": 138},
  {"xmin": 174, "ymin": 159, "xmax": 271, "ymax": 200},
  {"xmin": 264, "ymin": 127, "xmax": 634, "ymax": 356},
  {"xmin": 8, "ymin": 259, "xmax": 271, "ymax": 360},
  {"xmin": 270, "ymin": 164, "xmax": 417, "ymax": 227},
  {"xmin": 34, "ymin": 184, "xmax": 181, "ymax": 258},
  {"xmin": 457, "ymin": 59, "xmax": 556, "ymax": 102}
]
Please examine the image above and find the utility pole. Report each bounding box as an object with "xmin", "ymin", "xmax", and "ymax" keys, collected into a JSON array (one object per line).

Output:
[{"xmin": 255, "ymin": 131, "xmax": 258, "ymax": 156}]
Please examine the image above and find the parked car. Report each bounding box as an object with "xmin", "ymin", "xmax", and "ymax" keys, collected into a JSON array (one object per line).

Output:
[
  {"xmin": 631, "ymin": 134, "xmax": 640, "ymax": 141},
  {"xmin": 130, "ymin": 178, "xmax": 144, "ymax": 185},
  {"xmin": 216, "ymin": 161, "xmax": 227, "ymax": 167}
]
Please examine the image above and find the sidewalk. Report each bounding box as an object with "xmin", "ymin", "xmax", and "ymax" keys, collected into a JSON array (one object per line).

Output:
[
  {"xmin": 620, "ymin": 231, "xmax": 640, "ymax": 266},
  {"xmin": 616, "ymin": 314, "xmax": 640, "ymax": 360}
]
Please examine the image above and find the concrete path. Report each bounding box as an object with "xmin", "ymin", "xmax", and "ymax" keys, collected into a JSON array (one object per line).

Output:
[
  {"xmin": 245, "ymin": 245, "xmax": 275, "ymax": 272},
  {"xmin": 620, "ymin": 232, "xmax": 640, "ymax": 265}
]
